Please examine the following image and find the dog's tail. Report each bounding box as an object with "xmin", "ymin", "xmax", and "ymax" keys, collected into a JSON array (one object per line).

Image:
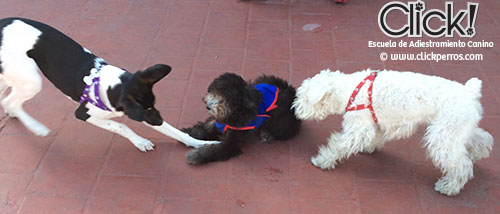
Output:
[
  {"xmin": 467, "ymin": 127, "xmax": 494, "ymax": 162},
  {"xmin": 465, "ymin": 77, "xmax": 482, "ymax": 99}
]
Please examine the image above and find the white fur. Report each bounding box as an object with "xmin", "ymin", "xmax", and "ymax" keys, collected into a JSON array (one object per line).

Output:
[
  {"xmin": 90, "ymin": 63, "xmax": 126, "ymax": 113},
  {"xmin": 293, "ymin": 69, "xmax": 494, "ymax": 196},
  {"xmin": 83, "ymin": 47, "xmax": 92, "ymax": 54},
  {"xmin": 0, "ymin": 20, "xmax": 49, "ymax": 136},
  {"xmin": 87, "ymin": 116, "xmax": 155, "ymax": 151},
  {"xmin": 0, "ymin": 20, "xmax": 219, "ymax": 150},
  {"xmin": 145, "ymin": 121, "xmax": 220, "ymax": 148}
]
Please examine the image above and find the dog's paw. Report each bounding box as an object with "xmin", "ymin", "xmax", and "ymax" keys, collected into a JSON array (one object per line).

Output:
[
  {"xmin": 311, "ymin": 154, "xmax": 336, "ymax": 170},
  {"xmin": 186, "ymin": 149, "xmax": 204, "ymax": 165},
  {"xmin": 259, "ymin": 131, "xmax": 274, "ymax": 143},
  {"xmin": 131, "ymin": 138, "xmax": 155, "ymax": 152},
  {"xmin": 359, "ymin": 147, "xmax": 376, "ymax": 154},
  {"xmin": 181, "ymin": 127, "xmax": 194, "ymax": 136},
  {"xmin": 4, "ymin": 111, "xmax": 15, "ymax": 118},
  {"xmin": 181, "ymin": 126, "xmax": 206, "ymax": 139},
  {"xmin": 434, "ymin": 178, "xmax": 460, "ymax": 196},
  {"xmin": 29, "ymin": 123, "xmax": 51, "ymax": 137}
]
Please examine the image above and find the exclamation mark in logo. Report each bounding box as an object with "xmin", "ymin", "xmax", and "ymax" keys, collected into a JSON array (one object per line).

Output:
[
  {"xmin": 466, "ymin": 2, "xmax": 479, "ymax": 37},
  {"xmin": 415, "ymin": 1, "xmax": 424, "ymax": 37}
]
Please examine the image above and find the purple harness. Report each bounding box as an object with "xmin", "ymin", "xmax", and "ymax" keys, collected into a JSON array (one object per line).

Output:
[{"xmin": 79, "ymin": 65, "xmax": 111, "ymax": 111}]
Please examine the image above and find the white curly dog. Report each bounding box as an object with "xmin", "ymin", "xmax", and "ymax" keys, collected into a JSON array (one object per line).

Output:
[{"xmin": 293, "ymin": 69, "xmax": 493, "ymax": 196}]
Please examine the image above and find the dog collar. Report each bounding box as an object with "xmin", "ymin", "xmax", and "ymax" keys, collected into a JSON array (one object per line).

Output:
[
  {"xmin": 345, "ymin": 72, "xmax": 378, "ymax": 123},
  {"xmin": 215, "ymin": 84, "xmax": 279, "ymax": 134},
  {"xmin": 80, "ymin": 64, "xmax": 111, "ymax": 111}
]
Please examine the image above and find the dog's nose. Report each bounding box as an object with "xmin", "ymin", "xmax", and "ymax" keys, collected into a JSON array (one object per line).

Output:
[{"xmin": 206, "ymin": 104, "xmax": 211, "ymax": 110}]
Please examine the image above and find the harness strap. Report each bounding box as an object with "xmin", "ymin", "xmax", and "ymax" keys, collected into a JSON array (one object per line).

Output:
[
  {"xmin": 80, "ymin": 64, "xmax": 111, "ymax": 111},
  {"xmin": 345, "ymin": 72, "xmax": 378, "ymax": 123},
  {"xmin": 265, "ymin": 88, "xmax": 279, "ymax": 112},
  {"xmin": 216, "ymin": 86, "xmax": 279, "ymax": 134}
]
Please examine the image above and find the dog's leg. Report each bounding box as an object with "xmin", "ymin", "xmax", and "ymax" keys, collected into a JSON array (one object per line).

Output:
[
  {"xmin": 86, "ymin": 117, "xmax": 155, "ymax": 152},
  {"xmin": 359, "ymin": 131, "xmax": 385, "ymax": 154},
  {"xmin": 1, "ymin": 75, "xmax": 50, "ymax": 136},
  {"xmin": 466, "ymin": 127, "xmax": 493, "ymax": 163},
  {"xmin": 425, "ymin": 124, "xmax": 474, "ymax": 196},
  {"xmin": 259, "ymin": 111, "xmax": 302, "ymax": 143},
  {"xmin": 311, "ymin": 124, "xmax": 378, "ymax": 170},
  {"xmin": 185, "ymin": 131, "xmax": 242, "ymax": 165},
  {"xmin": 145, "ymin": 121, "xmax": 220, "ymax": 148}
]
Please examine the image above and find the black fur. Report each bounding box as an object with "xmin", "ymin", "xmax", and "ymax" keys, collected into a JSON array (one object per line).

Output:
[
  {"xmin": 17, "ymin": 18, "xmax": 99, "ymax": 101},
  {"xmin": 112, "ymin": 64, "xmax": 171, "ymax": 125},
  {"xmin": 183, "ymin": 73, "xmax": 302, "ymax": 165}
]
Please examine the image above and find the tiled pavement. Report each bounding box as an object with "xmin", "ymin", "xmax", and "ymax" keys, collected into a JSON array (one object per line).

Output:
[{"xmin": 0, "ymin": 0, "xmax": 499, "ymax": 213}]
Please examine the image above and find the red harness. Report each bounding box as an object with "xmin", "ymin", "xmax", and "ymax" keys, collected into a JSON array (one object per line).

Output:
[{"xmin": 345, "ymin": 72, "xmax": 378, "ymax": 124}]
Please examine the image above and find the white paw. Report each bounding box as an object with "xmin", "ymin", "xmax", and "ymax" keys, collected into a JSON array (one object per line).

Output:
[
  {"xmin": 434, "ymin": 178, "xmax": 460, "ymax": 196},
  {"xmin": 359, "ymin": 147, "xmax": 376, "ymax": 154},
  {"xmin": 132, "ymin": 138, "xmax": 155, "ymax": 152},
  {"xmin": 4, "ymin": 110, "xmax": 14, "ymax": 117},
  {"xmin": 30, "ymin": 124, "xmax": 51, "ymax": 137},
  {"xmin": 311, "ymin": 153, "xmax": 336, "ymax": 170},
  {"xmin": 190, "ymin": 140, "xmax": 220, "ymax": 148}
]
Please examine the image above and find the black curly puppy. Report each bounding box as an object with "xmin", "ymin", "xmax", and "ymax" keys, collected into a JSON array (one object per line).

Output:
[{"xmin": 182, "ymin": 73, "xmax": 301, "ymax": 165}]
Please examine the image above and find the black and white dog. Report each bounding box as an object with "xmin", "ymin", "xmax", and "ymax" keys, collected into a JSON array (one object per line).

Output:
[{"xmin": 0, "ymin": 17, "xmax": 218, "ymax": 151}]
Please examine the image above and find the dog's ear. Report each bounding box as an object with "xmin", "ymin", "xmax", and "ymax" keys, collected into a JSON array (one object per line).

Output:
[
  {"xmin": 307, "ymin": 82, "xmax": 328, "ymax": 104},
  {"xmin": 116, "ymin": 97, "xmax": 145, "ymax": 122},
  {"xmin": 140, "ymin": 64, "xmax": 172, "ymax": 85}
]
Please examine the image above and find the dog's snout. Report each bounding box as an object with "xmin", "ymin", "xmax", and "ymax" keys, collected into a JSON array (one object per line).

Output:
[{"xmin": 204, "ymin": 96, "xmax": 218, "ymax": 111}]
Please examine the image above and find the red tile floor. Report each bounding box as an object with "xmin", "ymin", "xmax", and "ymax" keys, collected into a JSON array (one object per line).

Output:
[{"xmin": 0, "ymin": 0, "xmax": 499, "ymax": 213}]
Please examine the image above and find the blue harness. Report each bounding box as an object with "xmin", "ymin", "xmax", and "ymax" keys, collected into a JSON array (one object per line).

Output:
[{"xmin": 215, "ymin": 84, "xmax": 279, "ymax": 134}]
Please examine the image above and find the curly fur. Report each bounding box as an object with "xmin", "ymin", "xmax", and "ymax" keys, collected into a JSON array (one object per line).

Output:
[
  {"xmin": 183, "ymin": 73, "xmax": 301, "ymax": 165},
  {"xmin": 293, "ymin": 69, "xmax": 494, "ymax": 196}
]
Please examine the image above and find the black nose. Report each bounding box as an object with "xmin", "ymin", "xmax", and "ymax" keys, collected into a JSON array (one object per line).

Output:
[{"xmin": 206, "ymin": 105, "xmax": 211, "ymax": 110}]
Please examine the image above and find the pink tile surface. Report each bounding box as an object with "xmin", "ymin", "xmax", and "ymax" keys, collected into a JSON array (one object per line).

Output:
[
  {"xmin": 0, "ymin": 0, "xmax": 499, "ymax": 213},
  {"xmin": 27, "ymin": 154, "xmax": 104, "ymax": 197},
  {"xmin": 20, "ymin": 196, "xmax": 86, "ymax": 214},
  {"xmin": 247, "ymin": 38, "xmax": 291, "ymax": 60},
  {"xmin": 84, "ymin": 175, "xmax": 160, "ymax": 214}
]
